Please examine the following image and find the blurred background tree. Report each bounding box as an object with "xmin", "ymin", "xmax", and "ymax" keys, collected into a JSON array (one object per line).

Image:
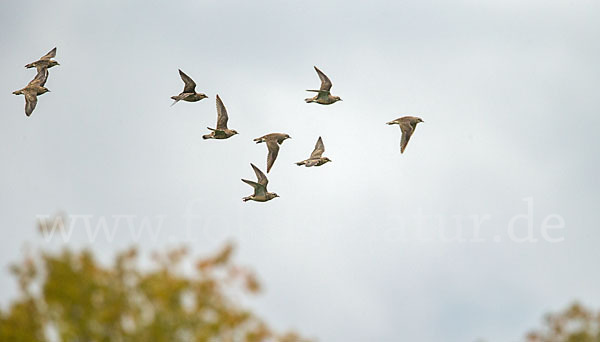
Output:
[
  {"xmin": 0, "ymin": 240, "xmax": 310, "ymax": 342},
  {"xmin": 4, "ymin": 218, "xmax": 598, "ymax": 342},
  {"xmin": 526, "ymin": 302, "xmax": 600, "ymax": 342}
]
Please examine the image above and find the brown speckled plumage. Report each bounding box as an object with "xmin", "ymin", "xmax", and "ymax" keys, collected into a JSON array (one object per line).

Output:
[
  {"xmin": 296, "ymin": 136, "xmax": 332, "ymax": 167},
  {"xmin": 24, "ymin": 47, "xmax": 59, "ymax": 72},
  {"xmin": 13, "ymin": 66, "xmax": 50, "ymax": 117},
  {"xmin": 171, "ymin": 69, "xmax": 208, "ymax": 106},
  {"xmin": 305, "ymin": 66, "xmax": 342, "ymax": 105},
  {"xmin": 203, "ymin": 95, "xmax": 239, "ymax": 140},
  {"xmin": 253, "ymin": 133, "xmax": 291, "ymax": 173},
  {"xmin": 242, "ymin": 163, "xmax": 279, "ymax": 202},
  {"xmin": 386, "ymin": 116, "xmax": 424, "ymax": 153}
]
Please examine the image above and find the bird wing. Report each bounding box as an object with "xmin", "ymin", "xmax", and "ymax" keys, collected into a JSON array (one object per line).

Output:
[
  {"xmin": 24, "ymin": 92, "xmax": 37, "ymax": 117},
  {"xmin": 178, "ymin": 69, "xmax": 197, "ymax": 93},
  {"xmin": 40, "ymin": 47, "xmax": 57, "ymax": 60},
  {"xmin": 35, "ymin": 64, "xmax": 50, "ymax": 81},
  {"xmin": 250, "ymin": 163, "xmax": 269, "ymax": 187},
  {"xmin": 266, "ymin": 140, "xmax": 280, "ymax": 173},
  {"xmin": 314, "ymin": 66, "xmax": 332, "ymax": 92},
  {"xmin": 242, "ymin": 179, "xmax": 267, "ymax": 197},
  {"xmin": 30, "ymin": 67, "xmax": 49, "ymax": 87},
  {"xmin": 399, "ymin": 121, "xmax": 415, "ymax": 153},
  {"xmin": 310, "ymin": 136, "xmax": 325, "ymax": 159},
  {"xmin": 215, "ymin": 95, "xmax": 229, "ymax": 129}
]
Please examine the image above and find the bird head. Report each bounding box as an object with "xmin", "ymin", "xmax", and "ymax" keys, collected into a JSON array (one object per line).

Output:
[
  {"xmin": 49, "ymin": 61, "xmax": 60, "ymax": 67},
  {"xmin": 231, "ymin": 130, "xmax": 239, "ymax": 135},
  {"xmin": 333, "ymin": 96, "xmax": 342, "ymax": 102},
  {"xmin": 323, "ymin": 157, "xmax": 332, "ymax": 164},
  {"xmin": 199, "ymin": 93, "xmax": 208, "ymax": 99}
]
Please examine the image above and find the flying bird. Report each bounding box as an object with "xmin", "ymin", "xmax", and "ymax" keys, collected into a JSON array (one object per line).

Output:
[
  {"xmin": 295, "ymin": 136, "xmax": 332, "ymax": 167},
  {"xmin": 13, "ymin": 67, "xmax": 50, "ymax": 117},
  {"xmin": 203, "ymin": 95, "xmax": 239, "ymax": 139},
  {"xmin": 24, "ymin": 47, "xmax": 59, "ymax": 71},
  {"xmin": 253, "ymin": 133, "xmax": 291, "ymax": 173},
  {"xmin": 305, "ymin": 66, "xmax": 342, "ymax": 105},
  {"xmin": 171, "ymin": 69, "xmax": 208, "ymax": 106},
  {"xmin": 242, "ymin": 163, "xmax": 279, "ymax": 202},
  {"xmin": 386, "ymin": 116, "xmax": 424, "ymax": 153}
]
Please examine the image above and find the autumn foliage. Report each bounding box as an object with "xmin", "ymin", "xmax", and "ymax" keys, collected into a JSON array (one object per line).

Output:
[
  {"xmin": 526, "ymin": 302, "xmax": 600, "ymax": 342},
  {"xmin": 0, "ymin": 243, "xmax": 310, "ymax": 342}
]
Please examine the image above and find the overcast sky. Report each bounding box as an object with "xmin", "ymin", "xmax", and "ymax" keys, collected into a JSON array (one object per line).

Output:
[{"xmin": 1, "ymin": 0, "xmax": 599, "ymax": 341}]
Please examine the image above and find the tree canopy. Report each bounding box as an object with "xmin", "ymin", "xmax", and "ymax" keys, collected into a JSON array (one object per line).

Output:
[
  {"xmin": 526, "ymin": 302, "xmax": 600, "ymax": 342},
  {"xmin": 0, "ymin": 243, "xmax": 310, "ymax": 342}
]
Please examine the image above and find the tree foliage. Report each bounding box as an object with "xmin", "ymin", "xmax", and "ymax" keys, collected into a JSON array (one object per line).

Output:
[
  {"xmin": 0, "ymin": 243, "xmax": 310, "ymax": 342},
  {"xmin": 526, "ymin": 302, "xmax": 600, "ymax": 342}
]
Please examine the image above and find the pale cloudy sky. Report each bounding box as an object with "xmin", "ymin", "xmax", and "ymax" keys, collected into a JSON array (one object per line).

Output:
[{"xmin": 1, "ymin": 0, "xmax": 599, "ymax": 341}]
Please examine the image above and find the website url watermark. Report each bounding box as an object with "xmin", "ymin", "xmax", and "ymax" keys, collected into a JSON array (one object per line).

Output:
[{"xmin": 36, "ymin": 197, "xmax": 565, "ymax": 244}]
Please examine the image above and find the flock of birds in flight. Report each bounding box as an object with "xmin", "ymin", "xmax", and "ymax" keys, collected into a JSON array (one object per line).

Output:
[{"xmin": 13, "ymin": 47, "xmax": 425, "ymax": 203}]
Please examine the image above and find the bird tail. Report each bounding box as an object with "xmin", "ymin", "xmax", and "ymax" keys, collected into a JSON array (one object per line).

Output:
[
  {"xmin": 170, "ymin": 96, "xmax": 181, "ymax": 106},
  {"xmin": 253, "ymin": 138, "xmax": 263, "ymax": 144},
  {"xmin": 24, "ymin": 63, "xmax": 35, "ymax": 69},
  {"xmin": 304, "ymin": 98, "xmax": 314, "ymax": 103},
  {"xmin": 295, "ymin": 161, "xmax": 304, "ymax": 166},
  {"xmin": 12, "ymin": 90, "xmax": 22, "ymax": 95},
  {"xmin": 202, "ymin": 134, "xmax": 212, "ymax": 140},
  {"xmin": 242, "ymin": 196, "xmax": 251, "ymax": 202}
]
